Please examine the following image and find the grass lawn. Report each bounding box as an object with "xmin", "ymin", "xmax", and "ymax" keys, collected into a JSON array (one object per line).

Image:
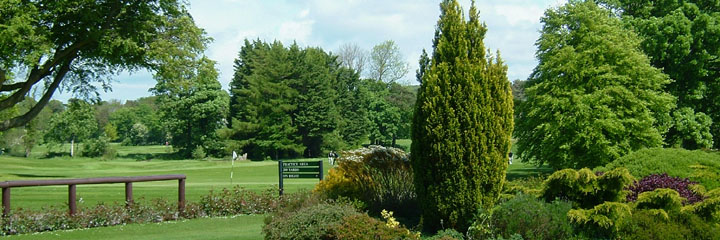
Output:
[
  {"xmin": 0, "ymin": 144, "xmax": 328, "ymax": 210},
  {"xmin": 2, "ymin": 141, "xmax": 549, "ymax": 239},
  {"xmin": 5, "ymin": 215, "xmax": 266, "ymax": 240}
]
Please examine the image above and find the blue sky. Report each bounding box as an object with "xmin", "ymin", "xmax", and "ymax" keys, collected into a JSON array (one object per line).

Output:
[{"xmin": 53, "ymin": 0, "xmax": 566, "ymax": 102}]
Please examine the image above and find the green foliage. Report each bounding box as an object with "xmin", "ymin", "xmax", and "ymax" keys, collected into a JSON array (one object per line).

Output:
[
  {"xmin": 600, "ymin": 0, "xmax": 720, "ymax": 149},
  {"xmin": 619, "ymin": 209, "xmax": 720, "ymax": 240},
  {"xmin": 81, "ymin": 137, "xmax": 110, "ymax": 158},
  {"xmin": 634, "ymin": 188, "xmax": 685, "ymax": 214},
  {"xmin": 227, "ymin": 40, "xmax": 338, "ymax": 159},
  {"xmin": 491, "ymin": 194, "xmax": 574, "ymax": 240},
  {"xmin": 596, "ymin": 147, "xmax": 720, "ymax": 189},
  {"xmin": 262, "ymin": 203, "xmax": 361, "ymax": 240},
  {"xmin": 567, "ymin": 202, "xmax": 632, "ymax": 238},
  {"xmin": 0, "ymin": 0, "xmax": 207, "ymax": 131},
  {"xmin": 333, "ymin": 214, "xmax": 420, "ymax": 240},
  {"xmin": 191, "ymin": 145, "xmax": 206, "ymax": 159},
  {"xmin": 666, "ymin": 107, "xmax": 714, "ymax": 149},
  {"xmin": 129, "ymin": 123, "xmax": 149, "ymax": 146},
  {"xmin": 686, "ymin": 196, "xmax": 720, "ymax": 223},
  {"xmin": 516, "ymin": 0, "xmax": 675, "ymax": 169},
  {"xmin": 368, "ymin": 40, "xmax": 410, "ymax": 83},
  {"xmin": 154, "ymin": 57, "xmax": 229, "ymax": 158},
  {"xmin": 44, "ymin": 99, "xmax": 98, "ymax": 156},
  {"xmin": 412, "ymin": 0, "xmax": 513, "ymax": 232},
  {"xmin": 542, "ymin": 168, "xmax": 634, "ymax": 208},
  {"xmin": 314, "ymin": 146, "xmax": 416, "ymax": 218},
  {"xmin": 428, "ymin": 229, "xmax": 464, "ymax": 240}
]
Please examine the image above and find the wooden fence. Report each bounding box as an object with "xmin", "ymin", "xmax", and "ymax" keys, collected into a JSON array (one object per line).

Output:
[{"xmin": 0, "ymin": 174, "xmax": 186, "ymax": 217}]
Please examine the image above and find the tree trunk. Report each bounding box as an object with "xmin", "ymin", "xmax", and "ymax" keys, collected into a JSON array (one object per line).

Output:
[
  {"xmin": 392, "ymin": 134, "xmax": 396, "ymax": 148},
  {"xmin": 70, "ymin": 138, "xmax": 74, "ymax": 157}
]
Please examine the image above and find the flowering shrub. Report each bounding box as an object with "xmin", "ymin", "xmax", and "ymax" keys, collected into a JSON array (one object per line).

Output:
[
  {"xmin": 626, "ymin": 173, "xmax": 704, "ymax": 204},
  {"xmin": 314, "ymin": 146, "xmax": 417, "ymax": 217}
]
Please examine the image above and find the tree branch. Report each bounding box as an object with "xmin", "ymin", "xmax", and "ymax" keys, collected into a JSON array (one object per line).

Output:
[
  {"xmin": 0, "ymin": 57, "xmax": 73, "ymax": 131},
  {"xmin": 0, "ymin": 40, "xmax": 89, "ymax": 111},
  {"xmin": 0, "ymin": 82, "xmax": 25, "ymax": 92}
]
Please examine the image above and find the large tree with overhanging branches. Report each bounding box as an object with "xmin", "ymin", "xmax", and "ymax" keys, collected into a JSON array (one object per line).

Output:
[{"xmin": 0, "ymin": 0, "xmax": 207, "ymax": 131}]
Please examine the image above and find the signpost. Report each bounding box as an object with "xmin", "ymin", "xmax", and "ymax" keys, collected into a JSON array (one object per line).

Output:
[{"xmin": 278, "ymin": 160, "xmax": 323, "ymax": 195}]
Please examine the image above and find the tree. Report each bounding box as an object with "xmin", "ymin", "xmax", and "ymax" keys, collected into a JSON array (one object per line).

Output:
[
  {"xmin": 412, "ymin": 0, "xmax": 513, "ymax": 232},
  {"xmin": 368, "ymin": 40, "xmax": 410, "ymax": 83},
  {"xmin": 291, "ymin": 47, "xmax": 340, "ymax": 157},
  {"xmin": 516, "ymin": 1, "xmax": 675, "ymax": 169},
  {"xmin": 226, "ymin": 40, "xmax": 303, "ymax": 160},
  {"xmin": 0, "ymin": 0, "xmax": 206, "ymax": 131},
  {"xmin": 44, "ymin": 99, "xmax": 98, "ymax": 157},
  {"xmin": 336, "ymin": 43, "xmax": 367, "ymax": 75},
  {"xmin": 333, "ymin": 67, "xmax": 372, "ymax": 148},
  {"xmin": 598, "ymin": 0, "xmax": 720, "ymax": 149},
  {"xmin": 154, "ymin": 57, "xmax": 229, "ymax": 158}
]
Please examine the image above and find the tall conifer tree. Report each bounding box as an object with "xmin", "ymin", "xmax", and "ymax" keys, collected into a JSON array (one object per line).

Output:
[{"xmin": 411, "ymin": 0, "xmax": 513, "ymax": 232}]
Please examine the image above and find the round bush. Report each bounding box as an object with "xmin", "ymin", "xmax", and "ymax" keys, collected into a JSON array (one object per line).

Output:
[
  {"xmin": 263, "ymin": 203, "xmax": 360, "ymax": 240},
  {"xmin": 492, "ymin": 194, "xmax": 574, "ymax": 240}
]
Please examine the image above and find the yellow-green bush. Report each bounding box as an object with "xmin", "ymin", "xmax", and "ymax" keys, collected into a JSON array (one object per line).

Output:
[
  {"xmin": 314, "ymin": 146, "xmax": 416, "ymax": 216},
  {"xmin": 542, "ymin": 168, "xmax": 634, "ymax": 208},
  {"xmin": 567, "ymin": 202, "xmax": 632, "ymax": 238},
  {"xmin": 634, "ymin": 188, "xmax": 685, "ymax": 213}
]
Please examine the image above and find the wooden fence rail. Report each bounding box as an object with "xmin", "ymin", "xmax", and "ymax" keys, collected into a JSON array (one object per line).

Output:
[{"xmin": 1, "ymin": 174, "xmax": 186, "ymax": 217}]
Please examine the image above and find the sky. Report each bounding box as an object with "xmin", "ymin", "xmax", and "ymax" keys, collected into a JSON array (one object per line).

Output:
[{"xmin": 53, "ymin": 0, "xmax": 566, "ymax": 103}]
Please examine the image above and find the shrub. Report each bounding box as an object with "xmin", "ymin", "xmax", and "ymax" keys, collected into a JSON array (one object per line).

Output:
[
  {"xmin": 596, "ymin": 147, "xmax": 720, "ymax": 189},
  {"xmin": 199, "ymin": 186, "xmax": 279, "ymax": 216},
  {"xmin": 263, "ymin": 203, "xmax": 361, "ymax": 240},
  {"xmin": 103, "ymin": 145, "xmax": 117, "ymax": 160},
  {"xmin": 427, "ymin": 229, "xmax": 464, "ymax": 240},
  {"xmin": 81, "ymin": 137, "xmax": 109, "ymax": 157},
  {"xmin": 314, "ymin": 146, "xmax": 417, "ymax": 218},
  {"xmin": 685, "ymin": 196, "xmax": 720, "ymax": 223},
  {"xmin": 634, "ymin": 188, "xmax": 684, "ymax": 215},
  {"xmin": 491, "ymin": 194, "xmax": 574, "ymax": 240},
  {"xmin": 191, "ymin": 145, "xmax": 206, "ymax": 159},
  {"xmin": 333, "ymin": 214, "xmax": 420, "ymax": 240},
  {"xmin": 626, "ymin": 173, "xmax": 703, "ymax": 204},
  {"xmin": 619, "ymin": 209, "xmax": 720, "ymax": 240},
  {"xmin": 542, "ymin": 168, "xmax": 634, "ymax": 208},
  {"xmin": 567, "ymin": 202, "xmax": 632, "ymax": 238}
]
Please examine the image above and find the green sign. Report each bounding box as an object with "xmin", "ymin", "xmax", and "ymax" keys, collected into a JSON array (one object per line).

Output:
[
  {"xmin": 279, "ymin": 160, "xmax": 324, "ymax": 196},
  {"xmin": 283, "ymin": 168, "xmax": 319, "ymax": 173},
  {"xmin": 282, "ymin": 161, "xmax": 321, "ymax": 167},
  {"xmin": 282, "ymin": 174, "xmax": 320, "ymax": 179}
]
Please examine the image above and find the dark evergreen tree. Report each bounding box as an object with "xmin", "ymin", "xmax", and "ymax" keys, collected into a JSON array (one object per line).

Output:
[{"xmin": 411, "ymin": 0, "xmax": 513, "ymax": 232}]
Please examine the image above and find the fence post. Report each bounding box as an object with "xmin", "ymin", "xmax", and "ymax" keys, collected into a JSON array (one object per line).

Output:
[
  {"xmin": 125, "ymin": 182, "xmax": 133, "ymax": 207},
  {"xmin": 278, "ymin": 160, "xmax": 284, "ymax": 196},
  {"xmin": 2, "ymin": 187, "xmax": 9, "ymax": 217},
  {"xmin": 318, "ymin": 160, "xmax": 324, "ymax": 180},
  {"xmin": 178, "ymin": 178, "xmax": 185, "ymax": 213},
  {"xmin": 68, "ymin": 184, "xmax": 77, "ymax": 216}
]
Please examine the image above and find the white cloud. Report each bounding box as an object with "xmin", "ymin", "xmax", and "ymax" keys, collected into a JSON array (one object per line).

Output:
[
  {"xmin": 299, "ymin": 9, "xmax": 310, "ymax": 18},
  {"xmin": 493, "ymin": 5, "xmax": 545, "ymax": 26},
  {"xmin": 278, "ymin": 20, "xmax": 315, "ymax": 44},
  {"xmin": 57, "ymin": 0, "xmax": 570, "ymax": 102}
]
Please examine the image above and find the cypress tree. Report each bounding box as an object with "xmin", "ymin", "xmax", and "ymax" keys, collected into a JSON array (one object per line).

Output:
[{"xmin": 411, "ymin": 0, "xmax": 513, "ymax": 232}]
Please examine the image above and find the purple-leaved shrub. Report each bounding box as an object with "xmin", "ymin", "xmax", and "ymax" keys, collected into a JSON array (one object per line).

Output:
[{"xmin": 626, "ymin": 173, "xmax": 704, "ymax": 204}]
